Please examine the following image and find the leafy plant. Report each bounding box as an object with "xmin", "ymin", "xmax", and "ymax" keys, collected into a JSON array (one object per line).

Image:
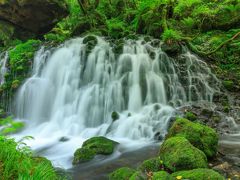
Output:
[{"xmin": 0, "ymin": 136, "xmax": 59, "ymax": 179}]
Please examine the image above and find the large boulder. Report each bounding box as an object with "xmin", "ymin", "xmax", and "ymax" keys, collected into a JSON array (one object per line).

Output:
[
  {"xmin": 159, "ymin": 137, "xmax": 208, "ymax": 172},
  {"xmin": 166, "ymin": 118, "xmax": 218, "ymax": 158},
  {"xmin": 0, "ymin": 0, "xmax": 68, "ymax": 34},
  {"xmin": 171, "ymin": 168, "xmax": 225, "ymax": 180},
  {"xmin": 72, "ymin": 136, "xmax": 118, "ymax": 165}
]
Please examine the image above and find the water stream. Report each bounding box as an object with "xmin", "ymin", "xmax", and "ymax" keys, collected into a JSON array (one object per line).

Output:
[
  {"xmin": 13, "ymin": 37, "xmax": 222, "ymax": 169},
  {"xmin": 0, "ymin": 52, "xmax": 8, "ymax": 85}
]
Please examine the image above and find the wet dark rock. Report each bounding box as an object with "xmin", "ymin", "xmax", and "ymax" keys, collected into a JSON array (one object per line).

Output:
[
  {"xmin": 0, "ymin": 0, "xmax": 69, "ymax": 34},
  {"xmin": 154, "ymin": 132, "xmax": 163, "ymax": 141},
  {"xmin": 59, "ymin": 137, "xmax": 69, "ymax": 142},
  {"xmin": 161, "ymin": 42, "xmax": 182, "ymax": 57}
]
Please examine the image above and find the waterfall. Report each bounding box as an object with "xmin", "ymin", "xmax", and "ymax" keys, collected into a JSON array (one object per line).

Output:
[
  {"xmin": 0, "ymin": 52, "xmax": 8, "ymax": 85},
  {"xmin": 14, "ymin": 37, "xmax": 221, "ymax": 168}
]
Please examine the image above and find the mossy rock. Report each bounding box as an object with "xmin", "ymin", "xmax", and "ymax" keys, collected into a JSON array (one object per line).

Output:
[
  {"xmin": 159, "ymin": 137, "xmax": 208, "ymax": 172},
  {"xmin": 166, "ymin": 118, "xmax": 218, "ymax": 158},
  {"xmin": 152, "ymin": 171, "xmax": 173, "ymax": 180},
  {"xmin": 73, "ymin": 136, "xmax": 118, "ymax": 165},
  {"xmin": 129, "ymin": 171, "xmax": 145, "ymax": 180},
  {"xmin": 184, "ymin": 111, "xmax": 197, "ymax": 121},
  {"xmin": 111, "ymin": 111, "xmax": 120, "ymax": 121},
  {"xmin": 222, "ymin": 80, "xmax": 234, "ymax": 91},
  {"xmin": 82, "ymin": 136, "xmax": 118, "ymax": 155},
  {"xmin": 171, "ymin": 168, "xmax": 225, "ymax": 180},
  {"xmin": 109, "ymin": 167, "xmax": 136, "ymax": 180},
  {"xmin": 83, "ymin": 35, "xmax": 98, "ymax": 54},
  {"xmin": 72, "ymin": 147, "xmax": 96, "ymax": 165},
  {"xmin": 138, "ymin": 157, "xmax": 163, "ymax": 173}
]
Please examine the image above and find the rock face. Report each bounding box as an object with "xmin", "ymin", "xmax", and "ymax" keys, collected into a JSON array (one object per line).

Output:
[
  {"xmin": 166, "ymin": 118, "xmax": 218, "ymax": 158},
  {"xmin": 0, "ymin": 0, "xmax": 68, "ymax": 34},
  {"xmin": 159, "ymin": 137, "xmax": 208, "ymax": 172}
]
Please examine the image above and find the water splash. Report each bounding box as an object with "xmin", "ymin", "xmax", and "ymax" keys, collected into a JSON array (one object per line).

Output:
[{"xmin": 14, "ymin": 37, "xmax": 221, "ymax": 168}]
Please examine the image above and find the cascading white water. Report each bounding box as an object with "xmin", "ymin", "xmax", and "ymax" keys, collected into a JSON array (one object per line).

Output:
[
  {"xmin": 14, "ymin": 37, "xmax": 221, "ymax": 168},
  {"xmin": 0, "ymin": 52, "xmax": 8, "ymax": 85}
]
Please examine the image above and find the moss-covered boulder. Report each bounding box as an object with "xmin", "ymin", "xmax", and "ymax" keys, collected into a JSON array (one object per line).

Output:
[
  {"xmin": 129, "ymin": 171, "xmax": 145, "ymax": 180},
  {"xmin": 171, "ymin": 168, "xmax": 225, "ymax": 180},
  {"xmin": 73, "ymin": 136, "xmax": 118, "ymax": 165},
  {"xmin": 184, "ymin": 111, "xmax": 197, "ymax": 121},
  {"xmin": 166, "ymin": 118, "xmax": 218, "ymax": 158},
  {"xmin": 109, "ymin": 167, "xmax": 136, "ymax": 180},
  {"xmin": 72, "ymin": 148, "xmax": 96, "ymax": 165},
  {"xmin": 82, "ymin": 136, "xmax": 118, "ymax": 155},
  {"xmin": 152, "ymin": 171, "xmax": 173, "ymax": 180},
  {"xmin": 159, "ymin": 137, "xmax": 208, "ymax": 172},
  {"xmin": 138, "ymin": 157, "xmax": 163, "ymax": 173}
]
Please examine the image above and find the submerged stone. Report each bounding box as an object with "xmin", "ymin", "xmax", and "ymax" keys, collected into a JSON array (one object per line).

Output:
[
  {"xmin": 166, "ymin": 118, "xmax": 218, "ymax": 158},
  {"xmin": 109, "ymin": 167, "xmax": 136, "ymax": 180},
  {"xmin": 171, "ymin": 168, "xmax": 225, "ymax": 180},
  {"xmin": 159, "ymin": 137, "xmax": 208, "ymax": 172}
]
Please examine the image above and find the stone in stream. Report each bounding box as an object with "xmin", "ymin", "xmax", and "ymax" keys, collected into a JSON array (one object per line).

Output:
[
  {"xmin": 72, "ymin": 136, "xmax": 119, "ymax": 165},
  {"xmin": 159, "ymin": 137, "xmax": 208, "ymax": 172},
  {"xmin": 171, "ymin": 168, "xmax": 225, "ymax": 180},
  {"xmin": 166, "ymin": 118, "xmax": 218, "ymax": 158}
]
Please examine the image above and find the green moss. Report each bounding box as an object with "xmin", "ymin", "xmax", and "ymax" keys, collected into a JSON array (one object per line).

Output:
[
  {"xmin": 9, "ymin": 39, "xmax": 40, "ymax": 65},
  {"xmin": 167, "ymin": 118, "xmax": 218, "ymax": 158},
  {"xmin": 138, "ymin": 157, "xmax": 163, "ymax": 173},
  {"xmin": 152, "ymin": 171, "xmax": 173, "ymax": 180},
  {"xmin": 184, "ymin": 112, "xmax": 197, "ymax": 121},
  {"xmin": 161, "ymin": 29, "xmax": 181, "ymax": 43},
  {"xmin": 109, "ymin": 167, "xmax": 136, "ymax": 180},
  {"xmin": 159, "ymin": 137, "xmax": 208, "ymax": 172},
  {"xmin": 72, "ymin": 148, "xmax": 96, "ymax": 165},
  {"xmin": 111, "ymin": 111, "xmax": 120, "ymax": 121},
  {"xmin": 73, "ymin": 136, "xmax": 118, "ymax": 165},
  {"xmin": 82, "ymin": 136, "xmax": 118, "ymax": 155},
  {"xmin": 171, "ymin": 168, "xmax": 225, "ymax": 180},
  {"xmin": 223, "ymin": 80, "xmax": 234, "ymax": 91},
  {"xmin": 129, "ymin": 171, "xmax": 145, "ymax": 180}
]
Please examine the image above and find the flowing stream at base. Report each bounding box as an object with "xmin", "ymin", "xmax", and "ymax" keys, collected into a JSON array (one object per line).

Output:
[{"xmin": 13, "ymin": 37, "xmax": 221, "ymax": 168}]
